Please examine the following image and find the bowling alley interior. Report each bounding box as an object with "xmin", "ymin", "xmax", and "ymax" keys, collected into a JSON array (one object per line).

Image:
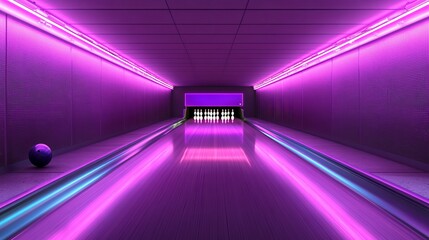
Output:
[{"xmin": 0, "ymin": 0, "xmax": 429, "ymax": 239}]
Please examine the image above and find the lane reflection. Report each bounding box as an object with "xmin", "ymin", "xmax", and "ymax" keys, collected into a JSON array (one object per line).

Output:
[
  {"xmin": 255, "ymin": 139, "xmax": 375, "ymax": 240},
  {"xmin": 180, "ymin": 120, "xmax": 250, "ymax": 165},
  {"xmin": 48, "ymin": 139, "xmax": 174, "ymax": 239}
]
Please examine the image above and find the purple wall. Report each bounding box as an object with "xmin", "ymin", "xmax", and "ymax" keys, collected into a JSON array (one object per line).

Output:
[
  {"xmin": 0, "ymin": 13, "xmax": 171, "ymax": 167},
  {"xmin": 0, "ymin": 13, "xmax": 5, "ymax": 167},
  {"xmin": 172, "ymin": 86, "xmax": 255, "ymax": 118},
  {"xmin": 257, "ymin": 19, "xmax": 429, "ymax": 168}
]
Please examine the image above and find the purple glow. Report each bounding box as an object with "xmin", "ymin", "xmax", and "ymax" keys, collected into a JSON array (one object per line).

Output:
[
  {"xmin": 184, "ymin": 120, "xmax": 244, "ymax": 144},
  {"xmin": 0, "ymin": 0, "xmax": 173, "ymax": 89},
  {"xmin": 185, "ymin": 93, "xmax": 243, "ymax": 107},
  {"xmin": 254, "ymin": 140, "xmax": 375, "ymax": 239},
  {"xmin": 185, "ymin": 124, "xmax": 243, "ymax": 136},
  {"xmin": 48, "ymin": 140, "xmax": 173, "ymax": 239},
  {"xmin": 180, "ymin": 147, "xmax": 250, "ymax": 165},
  {"xmin": 254, "ymin": 0, "xmax": 429, "ymax": 90}
]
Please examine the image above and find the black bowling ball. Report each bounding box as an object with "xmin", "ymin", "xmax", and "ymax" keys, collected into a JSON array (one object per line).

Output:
[{"xmin": 28, "ymin": 143, "xmax": 52, "ymax": 168}]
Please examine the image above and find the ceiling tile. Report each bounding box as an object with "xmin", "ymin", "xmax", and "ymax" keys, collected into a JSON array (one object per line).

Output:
[
  {"xmin": 238, "ymin": 24, "xmax": 365, "ymax": 35},
  {"xmin": 166, "ymin": 0, "xmax": 248, "ymax": 9},
  {"xmin": 171, "ymin": 10, "xmax": 244, "ymax": 24},
  {"xmin": 234, "ymin": 34, "xmax": 341, "ymax": 44},
  {"xmin": 48, "ymin": 10, "xmax": 173, "ymax": 24},
  {"xmin": 177, "ymin": 25, "xmax": 239, "ymax": 34},
  {"xmin": 106, "ymin": 43, "xmax": 185, "ymax": 50},
  {"xmin": 185, "ymin": 43, "xmax": 232, "ymax": 50},
  {"xmin": 247, "ymin": 0, "xmax": 404, "ymax": 10},
  {"xmin": 41, "ymin": 0, "xmax": 168, "ymax": 9},
  {"xmin": 92, "ymin": 34, "xmax": 183, "ymax": 44},
  {"xmin": 242, "ymin": 10, "xmax": 384, "ymax": 25},
  {"xmin": 76, "ymin": 24, "xmax": 178, "ymax": 35},
  {"xmin": 181, "ymin": 35, "xmax": 236, "ymax": 44}
]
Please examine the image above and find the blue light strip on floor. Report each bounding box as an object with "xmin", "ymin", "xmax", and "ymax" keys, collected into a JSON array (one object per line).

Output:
[
  {"xmin": 0, "ymin": 119, "xmax": 185, "ymax": 239},
  {"xmin": 247, "ymin": 120, "xmax": 429, "ymax": 238}
]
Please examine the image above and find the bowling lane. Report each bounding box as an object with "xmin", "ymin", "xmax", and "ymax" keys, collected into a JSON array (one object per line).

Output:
[{"xmin": 16, "ymin": 120, "xmax": 421, "ymax": 239}]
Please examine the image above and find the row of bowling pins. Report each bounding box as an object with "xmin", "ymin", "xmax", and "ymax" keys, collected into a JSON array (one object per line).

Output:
[{"xmin": 193, "ymin": 109, "xmax": 234, "ymax": 121}]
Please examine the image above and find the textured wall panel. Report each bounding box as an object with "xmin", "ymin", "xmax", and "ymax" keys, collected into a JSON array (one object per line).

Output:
[
  {"xmin": 274, "ymin": 82, "xmax": 283, "ymax": 124},
  {"xmin": 359, "ymin": 20, "xmax": 429, "ymax": 164},
  {"xmin": 6, "ymin": 18, "xmax": 73, "ymax": 163},
  {"xmin": 284, "ymin": 74, "xmax": 303, "ymax": 130},
  {"xmin": 0, "ymin": 13, "xmax": 6, "ymax": 167},
  {"xmin": 256, "ymin": 18, "xmax": 429, "ymax": 167},
  {"xmin": 331, "ymin": 51, "xmax": 360, "ymax": 145},
  {"xmin": 122, "ymin": 72, "xmax": 142, "ymax": 131},
  {"xmin": 100, "ymin": 60, "xmax": 124, "ymax": 138},
  {"xmin": 302, "ymin": 61, "xmax": 332, "ymax": 137},
  {"xmin": 3, "ymin": 17, "xmax": 172, "ymax": 165},
  {"xmin": 71, "ymin": 47, "xmax": 102, "ymax": 145}
]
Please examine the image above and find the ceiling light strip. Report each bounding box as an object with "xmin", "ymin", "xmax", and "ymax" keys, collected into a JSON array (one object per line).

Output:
[
  {"xmin": 254, "ymin": 0, "xmax": 429, "ymax": 90},
  {"xmin": 0, "ymin": 0, "xmax": 173, "ymax": 89}
]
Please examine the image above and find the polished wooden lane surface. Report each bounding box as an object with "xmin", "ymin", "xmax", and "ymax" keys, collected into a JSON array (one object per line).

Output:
[{"xmin": 17, "ymin": 120, "xmax": 423, "ymax": 239}]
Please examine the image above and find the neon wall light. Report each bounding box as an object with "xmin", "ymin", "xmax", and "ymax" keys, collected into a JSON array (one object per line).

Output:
[
  {"xmin": 254, "ymin": 0, "xmax": 429, "ymax": 90},
  {"xmin": 0, "ymin": 0, "xmax": 173, "ymax": 90},
  {"xmin": 185, "ymin": 93, "xmax": 244, "ymax": 107}
]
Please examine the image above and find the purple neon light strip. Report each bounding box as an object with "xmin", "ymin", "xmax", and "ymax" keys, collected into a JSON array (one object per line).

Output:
[
  {"xmin": 0, "ymin": 0, "xmax": 173, "ymax": 90},
  {"xmin": 254, "ymin": 0, "xmax": 429, "ymax": 90}
]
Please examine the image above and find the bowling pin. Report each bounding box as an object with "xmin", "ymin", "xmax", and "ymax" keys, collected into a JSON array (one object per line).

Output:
[{"xmin": 209, "ymin": 110, "xmax": 211, "ymax": 122}]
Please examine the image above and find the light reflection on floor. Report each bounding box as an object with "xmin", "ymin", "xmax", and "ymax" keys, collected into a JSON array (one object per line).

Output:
[
  {"xmin": 180, "ymin": 147, "xmax": 250, "ymax": 165},
  {"xmin": 181, "ymin": 120, "xmax": 249, "ymax": 165}
]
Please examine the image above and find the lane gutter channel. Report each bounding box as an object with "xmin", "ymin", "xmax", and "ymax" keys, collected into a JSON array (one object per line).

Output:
[
  {"xmin": 246, "ymin": 119, "xmax": 429, "ymax": 238},
  {"xmin": 0, "ymin": 119, "xmax": 185, "ymax": 239}
]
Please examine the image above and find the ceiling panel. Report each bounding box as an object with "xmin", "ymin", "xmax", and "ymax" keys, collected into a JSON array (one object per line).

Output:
[
  {"xmin": 181, "ymin": 35, "xmax": 236, "ymax": 44},
  {"xmin": 171, "ymin": 10, "xmax": 244, "ymax": 24},
  {"xmin": 176, "ymin": 25, "xmax": 239, "ymax": 35},
  {"xmin": 187, "ymin": 49, "xmax": 232, "ymax": 54},
  {"xmin": 238, "ymin": 24, "xmax": 365, "ymax": 35},
  {"xmin": 75, "ymin": 24, "xmax": 179, "ymax": 35},
  {"xmin": 231, "ymin": 43, "xmax": 323, "ymax": 50},
  {"xmin": 42, "ymin": 0, "xmax": 169, "ymax": 9},
  {"xmin": 184, "ymin": 43, "xmax": 232, "ymax": 50},
  {"xmin": 228, "ymin": 53, "xmax": 304, "ymax": 59},
  {"xmin": 242, "ymin": 10, "xmax": 383, "ymax": 25},
  {"xmin": 247, "ymin": 0, "xmax": 404, "ymax": 10},
  {"xmin": 35, "ymin": 0, "xmax": 407, "ymax": 86},
  {"xmin": 234, "ymin": 34, "xmax": 342, "ymax": 44},
  {"xmin": 92, "ymin": 34, "xmax": 183, "ymax": 44},
  {"xmin": 166, "ymin": 0, "xmax": 248, "ymax": 9},
  {"xmin": 127, "ymin": 53, "xmax": 190, "ymax": 59},
  {"xmin": 189, "ymin": 53, "xmax": 230, "ymax": 58},
  {"xmin": 119, "ymin": 48, "xmax": 188, "ymax": 54},
  {"xmin": 106, "ymin": 43, "xmax": 185, "ymax": 50},
  {"xmin": 48, "ymin": 10, "xmax": 173, "ymax": 24}
]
